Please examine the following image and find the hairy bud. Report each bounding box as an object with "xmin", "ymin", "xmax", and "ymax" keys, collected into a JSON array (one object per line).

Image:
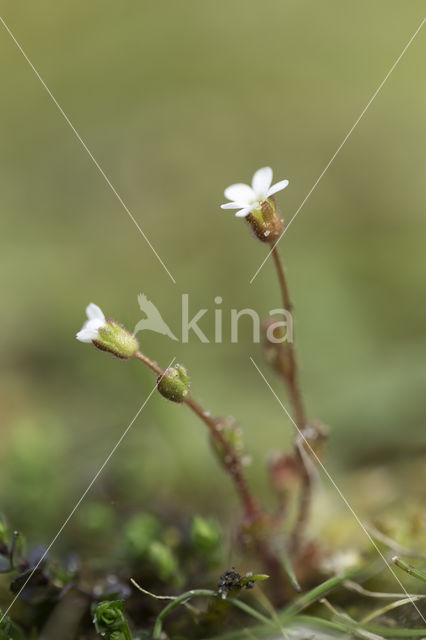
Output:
[
  {"xmin": 93, "ymin": 321, "xmax": 139, "ymax": 360},
  {"xmin": 246, "ymin": 197, "xmax": 284, "ymax": 243},
  {"xmin": 157, "ymin": 364, "xmax": 190, "ymax": 403},
  {"xmin": 76, "ymin": 303, "xmax": 139, "ymax": 359}
]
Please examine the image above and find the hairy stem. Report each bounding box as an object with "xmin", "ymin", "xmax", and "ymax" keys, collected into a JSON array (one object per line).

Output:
[
  {"xmin": 270, "ymin": 245, "xmax": 306, "ymax": 428},
  {"xmin": 135, "ymin": 351, "xmax": 163, "ymax": 375},
  {"xmin": 134, "ymin": 352, "xmax": 291, "ymax": 581},
  {"xmin": 184, "ymin": 395, "xmax": 259, "ymax": 520},
  {"xmin": 135, "ymin": 352, "xmax": 259, "ymax": 522},
  {"xmin": 270, "ymin": 244, "xmax": 311, "ymax": 555}
]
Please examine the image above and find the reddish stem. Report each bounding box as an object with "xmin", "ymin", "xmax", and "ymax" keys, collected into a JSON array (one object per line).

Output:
[
  {"xmin": 270, "ymin": 245, "xmax": 306, "ymax": 429},
  {"xmin": 270, "ymin": 244, "xmax": 311, "ymax": 555},
  {"xmin": 135, "ymin": 352, "xmax": 259, "ymax": 522},
  {"xmin": 184, "ymin": 395, "xmax": 259, "ymax": 521}
]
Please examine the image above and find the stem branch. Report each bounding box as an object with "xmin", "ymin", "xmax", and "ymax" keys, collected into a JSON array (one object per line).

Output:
[
  {"xmin": 135, "ymin": 352, "xmax": 259, "ymax": 522},
  {"xmin": 184, "ymin": 395, "xmax": 259, "ymax": 520}
]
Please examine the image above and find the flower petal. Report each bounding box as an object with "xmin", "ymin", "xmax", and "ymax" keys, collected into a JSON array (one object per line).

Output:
[
  {"xmin": 224, "ymin": 183, "xmax": 254, "ymax": 203},
  {"xmin": 86, "ymin": 303, "xmax": 105, "ymax": 321},
  {"xmin": 76, "ymin": 317, "xmax": 106, "ymax": 342},
  {"xmin": 267, "ymin": 179, "xmax": 289, "ymax": 197},
  {"xmin": 235, "ymin": 207, "xmax": 254, "ymax": 218},
  {"xmin": 252, "ymin": 167, "xmax": 273, "ymax": 197},
  {"xmin": 221, "ymin": 202, "xmax": 248, "ymax": 209},
  {"xmin": 76, "ymin": 326, "xmax": 98, "ymax": 343}
]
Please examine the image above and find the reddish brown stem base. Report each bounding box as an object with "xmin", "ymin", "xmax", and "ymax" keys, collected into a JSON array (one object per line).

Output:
[{"xmin": 270, "ymin": 244, "xmax": 312, "ymax": 555}]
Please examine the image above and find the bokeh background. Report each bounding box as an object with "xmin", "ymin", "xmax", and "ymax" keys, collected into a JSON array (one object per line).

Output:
[{"xmin": 0, "ymin": 1, "xmax": 425, "ymax": 556}]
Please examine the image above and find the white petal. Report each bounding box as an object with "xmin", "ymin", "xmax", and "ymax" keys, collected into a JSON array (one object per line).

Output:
[
  {"xmin": 86, "ymin": 303, "xmax": 105, "ymax": 321},
  {"xmin": 266, "ymin": 179, "xmax": 289, "ymax": 197},
  {"xmin": 224, "ymin": 183, "xmax": 254, "ymax": 203},
  {"xmin": 77, "ymin": 306, "xmax": 107, "ymax": 343},
  {"xmin": 252, "ymin": 167, "xmax": 273, "ymax": 197},
  {"xmin": 235, "ymin": 207, "xmax": 254, "ymax": 218},
  {"xmin": 76, "ymin": 324, "xmax": 99, "ymax": 343},
  {"xmin": 221, "ymin": 202, "xmax": 248, "ymax": 209}
]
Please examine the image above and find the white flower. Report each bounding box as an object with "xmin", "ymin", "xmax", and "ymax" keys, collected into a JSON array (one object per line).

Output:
[
  {"xmin": 321, "ymin": 549, "xmax": 360, "ymax": 576},
  {"xmin": 76, "ymin": 303, "xmax": 107, "ymax": 343},
  {"xmin": 221, "ymin": 167, "xmax": 289, "ymax": 218}
]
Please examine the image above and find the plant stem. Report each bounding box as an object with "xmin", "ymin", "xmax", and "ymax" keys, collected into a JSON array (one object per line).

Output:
[
  {"xmin": 270, "ymin": 244, "xmax": 311, "ymax": 554},
  {"xmin": 152, "ymin": 589, "xmax": 275, "ymax": 638},
  {"xmin": 270, "ymin": 245, "xmax": 306, "ymax": 428},
  {"xmin": 135, "ymin": 351, "xmax": 163, "ymax": 375},
  {"xmin": 153, "ymin": 589, "xmax": 216, "ymax": 638},
  {"xmin": 288, "ymin": 439, "xmax": 313, "ymax": 555},
  {"xmin": 184, "ymin": 395, "xmax": 259, "ymax": 520},
  {"xmin": 393, "ymin": 556, "xmax": 426, "ymax": 583},
  {"xmin": 135, "ymin": 352, "xmax": 259, "ymax": 522},
  {"xmin": 135, "ymin": 352, "xmax": 290, "ymax": 581}
]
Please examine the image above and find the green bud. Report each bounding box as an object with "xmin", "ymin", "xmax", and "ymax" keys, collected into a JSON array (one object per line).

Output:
[
  {"xmin": 157, "ymin": 364, "xmax": 190, "ymax": 403},
  {"xmin": 94, "ymin": 321, "xmax": 139, "ymax": 360},
  {"xmin": 148, "ymin": 541, "xmax": 179, "ymax": 582},
  {"xmin": 92, "ymin": 600, "xmax": 130, "ymax": 638},
  {"xmin": 124, "ymin": 513, "xmax": 161, "ymax": 558},
  {"xmin": 190, "ymin": 515, "xmax": 221, "ymax": 555}
]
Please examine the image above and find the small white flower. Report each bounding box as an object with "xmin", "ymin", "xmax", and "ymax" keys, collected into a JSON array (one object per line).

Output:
[
  {"xmin": 321, "ymin": 549, "xmax": 360, "ymax": 576},
  {"xmin": 76, "ymin": 303, "xmax": 107, "ymax": 343},
  {"xmin": 221, "ymin": 167, "xmax": 289, "ymax": 218}
]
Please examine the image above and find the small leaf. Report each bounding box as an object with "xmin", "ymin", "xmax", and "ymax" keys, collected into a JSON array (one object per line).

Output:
[
  {"xmin": 240, "ymin": 573, "xmax": 269, "ymax": 587},
  {"xmin": 280, "ymin": 551, "xmax": 302, "ymax": 592}
]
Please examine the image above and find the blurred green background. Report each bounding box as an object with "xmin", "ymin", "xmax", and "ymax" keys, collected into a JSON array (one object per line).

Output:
[{"xmin": 0, "ymin": 1, "xmax": 425, "ymax": 552}]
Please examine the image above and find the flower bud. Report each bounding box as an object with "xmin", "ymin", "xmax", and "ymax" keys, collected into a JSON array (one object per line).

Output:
[
  {"xmin": 92, "ymin": 600, "xmax": 127, "ymax": 635},
  {"xmin": 76, "ymin": 303, "xmax": 139, "ymax": 359},
  {"xmin": 93, "ymin": 321, "xmax": 139, "ymax": 360},
  {"xmin": 157, "ymin": 364, "xmax": 190, "ymax": 403},
  {"xmin": 123, "ymin": 513, "xmax": 161, "ymax": 558},
  {"xmin": 148, "ymin": 541, "xmax": 180, "ymax": 582},
  {"xmin": 190, "ymin": 515, "xmax": 221, "ymax": 555},
  {"xmin": 246, "ymin": 197, "xmax": 284, "ymax": 243}
]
